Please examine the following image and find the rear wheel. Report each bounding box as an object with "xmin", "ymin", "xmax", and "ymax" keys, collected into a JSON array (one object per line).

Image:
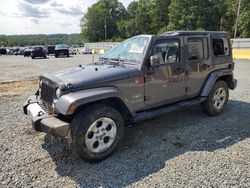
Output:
[
  {"xmin": 71, "ymin": 104, "xmax": 124, "ymax": 162},
  {"xmin": 201, "ymin": 80, "xmax": 229, "ymax": 116}
]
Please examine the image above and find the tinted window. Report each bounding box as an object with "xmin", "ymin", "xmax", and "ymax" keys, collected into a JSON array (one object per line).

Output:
[
  {"xmin": 152, "ymin": 40, "xmax": 180, "ymax": 64},
  {"xmin": 32, "ymin": 47, "xmax": 42, "ymax": 51},
  {"xmin": 55, "ymin": 44, "xmax": 69, "ymax": 49}
]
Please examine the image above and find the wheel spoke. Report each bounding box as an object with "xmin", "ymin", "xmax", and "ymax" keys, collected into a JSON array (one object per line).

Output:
[
  {"xmin": 101, "ymin": 119, "xmax": 110, "ymax": 129},
  {"xmin": 85, "ymin": 117, "xmax": 117, "ymax": 153},
  {"xmin": 213, "ymin": 87, "xmax": 227, "ymax": 110},
  {"xmin": 95, "ymin": 141, "xmax": 105, "ymax": 152},
  {"xmin": 105, "ymin": 127, "xmax": 116, "ymax": 140},
  {"xmin": 85, "ymin": 137, "xmax": 97, "ymax": 149}
]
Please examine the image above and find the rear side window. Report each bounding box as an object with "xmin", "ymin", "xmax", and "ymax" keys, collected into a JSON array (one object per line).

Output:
[{"xmin": 213, "ymin": 38, "xmax": 229, "ymax": 56}]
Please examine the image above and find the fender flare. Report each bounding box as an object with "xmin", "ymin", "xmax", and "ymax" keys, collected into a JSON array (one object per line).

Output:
[
  {"xmin": 200, "ymin": 69, "xmax": 234, "ymax": 97},
  {"xmin": 55, "ymin": 87, "xmax": 134, "ymax": 115}
]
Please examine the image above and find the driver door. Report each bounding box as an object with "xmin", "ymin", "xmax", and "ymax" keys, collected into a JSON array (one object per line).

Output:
[{"xmin": 144, "ymin": 37, "xmax": 186, "ymax": 108}]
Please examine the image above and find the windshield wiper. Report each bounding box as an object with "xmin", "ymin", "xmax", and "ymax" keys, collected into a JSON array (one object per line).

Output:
[
  {"xmin": 109, "ymin": 58, "xmax": 124, "ymax": 62},
  {"xmin": 109, "ymin": 58, "xmax": 127, "ymax": 67},
  {"xmin": 98, "ymin": 57, "xmax": 125, "ymax": 67}
]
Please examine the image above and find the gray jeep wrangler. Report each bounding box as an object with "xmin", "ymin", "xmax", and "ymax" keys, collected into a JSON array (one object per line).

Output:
[{"xmin": 23, "ymin": 31, "xmax": 237, "ymax": 162}]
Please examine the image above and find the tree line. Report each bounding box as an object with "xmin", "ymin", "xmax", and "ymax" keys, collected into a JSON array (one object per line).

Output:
[
  {"xmin": 81, "ymin": 0, "xmax": 250, "ymax": 42},
  {"xmin": 0, "ymin": 34, "xmax": 82, "ymax": 47}
]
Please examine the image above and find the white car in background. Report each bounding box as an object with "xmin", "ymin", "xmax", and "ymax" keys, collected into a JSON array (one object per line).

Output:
[
  {"xmin": 81, "ymin": 47, "xmax": 92, "ymax": 54},
  {"xmin": 69, "ymin": 47, "xmax": 77, "ymax": 55}
]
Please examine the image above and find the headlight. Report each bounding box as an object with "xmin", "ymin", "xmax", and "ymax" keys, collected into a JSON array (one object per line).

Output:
[{"xmin": 56, "ymin": 88, "xmax": 61, "ymax": 98}]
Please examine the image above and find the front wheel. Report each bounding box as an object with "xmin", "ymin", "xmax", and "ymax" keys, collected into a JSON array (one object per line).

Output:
[
  {"xmin": 201, "ymin": 80, "xmax": 229, "ymax": 116},
  {"xmin": 71, "ymin": 104, "xmax": 124, "ymax": 162}
]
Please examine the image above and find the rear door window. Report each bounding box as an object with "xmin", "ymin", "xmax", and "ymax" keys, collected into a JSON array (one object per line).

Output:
[{"xmin": 187, "ymin": 38, "xmax": 204, "ymax": 60}]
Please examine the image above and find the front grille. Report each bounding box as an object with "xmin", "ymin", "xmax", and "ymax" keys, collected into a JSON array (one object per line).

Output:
[{"xmin": 40, "ymin": 81, "xmax": 55, "ymax": 107}]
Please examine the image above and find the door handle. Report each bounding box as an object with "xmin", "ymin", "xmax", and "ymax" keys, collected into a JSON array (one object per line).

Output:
[{"xmin": 200, "ymin": 63, "xmax": 211, "ymax": 69}]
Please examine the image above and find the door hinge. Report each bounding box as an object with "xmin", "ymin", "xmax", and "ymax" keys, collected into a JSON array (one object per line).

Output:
[{"xmin": 185, "ymin": 87, "xmax": 191, "ymax": 92}]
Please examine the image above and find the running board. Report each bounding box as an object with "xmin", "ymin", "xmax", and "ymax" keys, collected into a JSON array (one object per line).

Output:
[{"xmin": 133, "ymin": 97, "xmax": 206, "ymax": 122}]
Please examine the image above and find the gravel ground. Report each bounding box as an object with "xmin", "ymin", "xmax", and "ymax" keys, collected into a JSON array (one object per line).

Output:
[
  {"xmin": 0, "ymin": 55, "xmax": 98, "ymax": 82},
  {"xmin": 0, "ymin": 58, "xmax": 250, "ymax": 187}
]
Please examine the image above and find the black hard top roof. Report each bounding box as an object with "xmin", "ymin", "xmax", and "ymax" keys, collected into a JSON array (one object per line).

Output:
[{"xmin": 160, "ymin": 30, "xmax": 229, "ymax": 37}]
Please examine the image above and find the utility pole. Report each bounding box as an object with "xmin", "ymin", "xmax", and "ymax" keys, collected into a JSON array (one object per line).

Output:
[
  {"xmin": 104, "ymin": 18, "xmax": 107, "ymax": 41},
  {"xmin": 234, "ymin": 0, "xmax": 241, "ymax": 38}
]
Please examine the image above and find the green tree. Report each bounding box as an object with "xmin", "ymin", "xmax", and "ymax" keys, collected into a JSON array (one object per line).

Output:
[
  {"xmin": 237, "ymin": 0, "xmax": 250, "ymax": 37},
  {"xmin": 81, "ymin": 0, "xmax": 127, "ymax": 42},
  {"xmin": 118, "ymin": 0, "xmax": 170, "ymax": 38},
  {"xmin": 117, "ymin": 1, "xmax": 139, "ymax": 38},
  {"xmin": 150, "ymin": 0, "xmax": 171, "ymax": 34},
  {"xmin": 167, "ymin": 0, "xmax": 217, "ymax": 31}
]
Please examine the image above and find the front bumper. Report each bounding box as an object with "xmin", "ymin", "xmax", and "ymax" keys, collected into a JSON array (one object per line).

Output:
[{"xmin": 23, "ymin": 95, "xmax": 70, "ymax": 137}]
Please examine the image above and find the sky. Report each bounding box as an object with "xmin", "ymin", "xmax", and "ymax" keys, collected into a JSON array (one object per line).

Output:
[{"xmin": 0, "ymin": 0, "xmax": 133, "ymax": 35}]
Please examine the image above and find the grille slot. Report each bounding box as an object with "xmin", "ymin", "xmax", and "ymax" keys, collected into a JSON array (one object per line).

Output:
[{"xmin": 40, "ymin": 81, "xmax": 55, "ymax": 107}]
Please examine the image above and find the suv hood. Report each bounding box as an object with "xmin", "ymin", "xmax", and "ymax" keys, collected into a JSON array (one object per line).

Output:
[{"xmin": 46, "ymin": 64, "xmax": 139, "ymax": 89}]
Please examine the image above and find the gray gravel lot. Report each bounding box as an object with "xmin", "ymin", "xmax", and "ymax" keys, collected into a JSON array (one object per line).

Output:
[
  {"xmin": 0, "ymin": 55, "xmax": 99, "ymax": 83},
  {"xmin": 0, "ymin": 56, "xmax": 249, "ymax": 187}
]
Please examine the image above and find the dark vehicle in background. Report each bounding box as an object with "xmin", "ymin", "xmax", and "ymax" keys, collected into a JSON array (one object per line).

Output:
[
  {"xmin": 10, "ymin": 48, "xmax": 19, "ymax": 55},
  {"xmin": 14, "ymin": 47, "xmax": 26, "ymax": 56},
  {"xmin": 55, "ymin": 44, "xmax": 69, "ymax": 58},
  {"xmin": 47, "ymin": 45, "xmax": 55, "ymax": 55},
  {"xmin": 0, "ymin": 48, "xmax": 7, "ymax": 55},
  {"xmin": 24, "ymin": 48, "xmax": 32, "ymax": 57},
  {"xmin": 24, "ymin": 31, "xmax": 237, "ymax": 162},
  {"xmin": 31, "ymin": 46, "xmax": 47, "ymax": 59}
]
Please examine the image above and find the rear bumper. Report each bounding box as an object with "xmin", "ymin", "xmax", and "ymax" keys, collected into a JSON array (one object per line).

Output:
[
  {"xmin": 23, "ymin": 95, "xmax": 70, "ymax": 137},
  {"xmin": 55, "ymin": 50, "xmax": 69, "ymax": 56}
]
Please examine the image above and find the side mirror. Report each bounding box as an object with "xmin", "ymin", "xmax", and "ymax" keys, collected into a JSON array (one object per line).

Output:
[{"xmin": 150, "ymin": 55, "xmax": 160, "ymax": 67}]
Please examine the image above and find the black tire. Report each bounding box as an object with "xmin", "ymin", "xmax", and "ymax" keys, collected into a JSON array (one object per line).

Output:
[
  {"xmin": 71, "ymin": 104, "xmax": 124, "ymax": 162},
  {"xmin": 55, "ymin": 55, "xmax": 58, "ymax": 58},
  {"xmin": 201, "ymin": 80, "xmax": 229, "ymax": 116}
]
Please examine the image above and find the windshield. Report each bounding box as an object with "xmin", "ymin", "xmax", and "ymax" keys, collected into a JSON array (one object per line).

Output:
[
  {"xmin": 55, "ymin": 44, "xmax": 69, "ymax": 49},
  {"xmin": 101, "ymin": 36, "xmax": 150, "ymax": 63},
  {"xmin": 32, "ymin": 47, "xmax": 42, "ymax": 51}
]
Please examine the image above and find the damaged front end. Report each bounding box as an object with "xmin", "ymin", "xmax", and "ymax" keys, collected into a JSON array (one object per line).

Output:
[{"xmin": 23, "ymin": 76, "xmax": 70, "ymax": 137}]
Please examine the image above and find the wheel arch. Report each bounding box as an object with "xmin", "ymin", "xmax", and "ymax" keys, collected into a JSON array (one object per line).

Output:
[
  {"xmin": 201, "ymin": 69, "xmax": 235, "ymax": 97},
  {"xmin": 55, "ymin": 87, "xmax": 135, "ymax": 123},
  {"xmin": 73, "ymin": 97, "xmax": 134, "ymax": 125}
]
